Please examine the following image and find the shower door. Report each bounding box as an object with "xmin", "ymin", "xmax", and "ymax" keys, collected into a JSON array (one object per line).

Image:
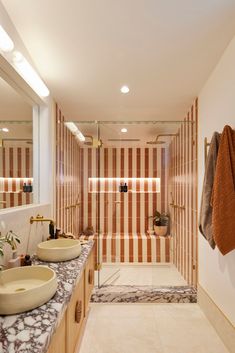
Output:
[{"xmin": 77, "ymin": 121, "xmax": 119, "ymax": 287}]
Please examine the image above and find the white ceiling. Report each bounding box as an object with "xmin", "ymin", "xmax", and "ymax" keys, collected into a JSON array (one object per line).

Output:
[
  {"xmin": 77, "ymin": 122, "xmax": 180, "ymax": 147},
  {"xmin": 2, "ymin": 0, "xmax": 235, "ymax": 123}
]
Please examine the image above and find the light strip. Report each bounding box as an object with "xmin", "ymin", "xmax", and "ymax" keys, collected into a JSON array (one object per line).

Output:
[
  {"xmin": 89, "ymin": 177, "xmax": 160, "ymax": 181},
  {"xmin": 0, "ymin": 177, "xmax": 33, "ymax": 181},
  {"xmin": 12, "ymin": 51, "xmax": 49, "ymax": 97},
  {"xmin": 0, "ymin": 25, "xmax": 14, "ymax": 52},
  {"xmin": 88, "ymin": 177, "xmax": 160, "ymax": 193},
  {"xmin": 64, "ymin": 122, "xmax": 85, "ymax": 141}
]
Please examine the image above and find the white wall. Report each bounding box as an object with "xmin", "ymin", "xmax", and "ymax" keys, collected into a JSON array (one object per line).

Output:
[
  {"xmin": 0, "ymin": 204, "xmax": 51, "ymax": 267},
  {"xmin": 198, "ymin": 35, "xmax": 235, "ymax": 326}
]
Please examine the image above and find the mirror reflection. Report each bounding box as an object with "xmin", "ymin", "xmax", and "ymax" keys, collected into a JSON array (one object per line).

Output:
[{"xmin": 0, "ymin": 76, "xmax": 33, "ymax": 209}]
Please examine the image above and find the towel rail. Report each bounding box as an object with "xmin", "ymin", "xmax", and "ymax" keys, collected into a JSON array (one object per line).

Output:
[
  {"xmin": 204, "ymin": 137, "xmax": 211, "ymax": 165},
  {"xmin": 170, "ymin": 203, "xmax": 185, "ymax": 210}
]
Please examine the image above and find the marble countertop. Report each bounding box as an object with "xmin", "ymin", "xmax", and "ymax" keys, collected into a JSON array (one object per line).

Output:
[{"xmin": 0, "ymin": 240, "xmax": 94, "ymax": 353}]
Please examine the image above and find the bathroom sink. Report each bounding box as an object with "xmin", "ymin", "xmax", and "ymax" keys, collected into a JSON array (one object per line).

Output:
[
  {"xmin": 37, "ymin": 239, "xmax": 82, "ymax": 262},
  {"xmin": 0, "ymin": 265, "xmax": 57, "ymax": 315}
]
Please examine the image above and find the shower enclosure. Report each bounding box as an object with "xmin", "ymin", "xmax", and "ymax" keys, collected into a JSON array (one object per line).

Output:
[{"xmin": 76, "ymin": 119, "xmax": 198, "ymax": 288}]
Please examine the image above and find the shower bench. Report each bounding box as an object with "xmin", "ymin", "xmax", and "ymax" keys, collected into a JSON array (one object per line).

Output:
[{"xmin": 79, "ymin": 233, "xmax": 172, "ymax": 264}]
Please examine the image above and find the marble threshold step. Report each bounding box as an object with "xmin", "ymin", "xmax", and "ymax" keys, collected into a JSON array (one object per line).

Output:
[{"xmin": 91, "ymin": 285, "xmax": 197, "ymax": 304}]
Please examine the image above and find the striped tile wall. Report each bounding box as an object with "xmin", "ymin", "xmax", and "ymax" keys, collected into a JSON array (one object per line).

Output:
[
  {"xmin": 55, "ymin": 104, "xmax": 80, "ymax": 235},
  {"xmin": 80, "ymin": 147, "xmax": 168, "ymax": 235},
  {"xmin": 79, "ymin": 147, "xmax": 171, "ymax": 263},
  {"xmin": 169, "ymin": 99, "xmax": 198, "ymax": 286},
  {"xmin": 0, "ymin": 146, "xmax": 33, "ymax": 208}
]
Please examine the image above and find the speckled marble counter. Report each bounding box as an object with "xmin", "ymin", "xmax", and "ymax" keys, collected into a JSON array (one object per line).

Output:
[{"xmin": 0, "ymin": 241, "xmax": 94, "ymax": 353}]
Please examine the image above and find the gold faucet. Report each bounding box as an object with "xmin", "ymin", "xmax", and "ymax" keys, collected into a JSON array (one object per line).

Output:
[{"xmin": 30, "ymin": 214, "xmax": 55, "ymax": 225}]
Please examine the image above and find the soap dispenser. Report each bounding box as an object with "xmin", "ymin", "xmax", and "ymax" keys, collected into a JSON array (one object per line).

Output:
[
  {"xmin": 49, "ymin": 221, "xmax": 55, "ymax": 239},
  {"xmin": 123, "ymin": 183, "xmax": 128, "ymax": 192}
]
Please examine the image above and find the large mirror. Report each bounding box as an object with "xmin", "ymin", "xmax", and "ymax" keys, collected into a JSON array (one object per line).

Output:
[{"xmin": 0, "ymin": 76, "xmax": 34, "ymax": 209}]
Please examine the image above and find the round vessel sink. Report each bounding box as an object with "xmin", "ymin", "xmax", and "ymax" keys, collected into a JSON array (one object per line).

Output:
[
  {"xmin": 37, "ymin": 239, "xmax": 82, "ymax": 262},
  {"xmin": 0, "ymin": 265, "xmax": 57, "ymax": 315}
]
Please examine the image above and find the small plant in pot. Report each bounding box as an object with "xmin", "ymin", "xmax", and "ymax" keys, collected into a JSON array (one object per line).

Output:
[{"xmin": 152, "ymin": 211, "xmax": 169, "ymax": 237}]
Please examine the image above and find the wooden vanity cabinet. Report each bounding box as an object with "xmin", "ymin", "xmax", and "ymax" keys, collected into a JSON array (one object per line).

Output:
[
  {"xmin": 46, "ymin": 247, "xmax": 95, "ymax": 353},
  {"xmin": 47, "ymin": 314, "xmax": 66, "ymax": 353}
]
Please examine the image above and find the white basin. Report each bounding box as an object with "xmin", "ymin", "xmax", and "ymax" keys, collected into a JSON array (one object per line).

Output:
[
  {"xmin": 0, "ymin": 265, "xmax": 57, "ymax": 315},
  {"xmin": 37, "ymin": 239, "xmax": 82, "ymax": 262}
]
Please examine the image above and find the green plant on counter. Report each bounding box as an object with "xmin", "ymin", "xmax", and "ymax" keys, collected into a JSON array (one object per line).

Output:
[{"xmin": 0, "ymin": 231, "xmax": 21, "ymax": 268}]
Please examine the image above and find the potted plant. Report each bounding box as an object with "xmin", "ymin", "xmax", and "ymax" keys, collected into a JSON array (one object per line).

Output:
[
  {"xmin": 152, "ymin": 211, "xmax": 169, "ymax": 237},
  {"xmin": 0, "ymin": 230, "xmax": 20, "ymax": 270}
]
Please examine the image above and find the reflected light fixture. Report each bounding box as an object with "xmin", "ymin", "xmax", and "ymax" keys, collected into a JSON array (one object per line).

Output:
[
  {"xmin": 120, "ymin": 85, "xmax": 129, "ymax": 94},
  {"xmin": 12, "ymin": 51, "xmax": 50, "ymax": 97},
  {"xmin": 0, "ymin": 127, "xmax": 9, "ymax": 132},
  {"xmin": 0, "ymin": 25, "xmax": 14, "ymax": 52},
  {"xmin": 64, "ymin": 122, "xmax": 85, "ymax": 142},
  {"xmin": 121, "ymin": 128, "xmax": 127, "ymax": 133}
]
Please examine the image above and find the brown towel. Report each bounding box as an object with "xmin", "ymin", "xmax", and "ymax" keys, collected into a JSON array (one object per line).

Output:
[
  {"xmin": 199, "ymin": 132, "xmax": 220, "ymax": 248},
  {"xmin": 212, "ymin": 125, "xmax": 235, "ymax": 255}
]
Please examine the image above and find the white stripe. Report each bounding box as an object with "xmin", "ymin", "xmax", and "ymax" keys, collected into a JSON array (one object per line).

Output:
[
  {"xmin": 160, "ymin": 236, "xmax": 166, "ymax": 262},
  {"xmin": 142, "ymin": 235, "xmax": 147, "ymax": 262},
  {"xmin": 124, "ymin": 234, "xmax": 129, "ymax": 262}
]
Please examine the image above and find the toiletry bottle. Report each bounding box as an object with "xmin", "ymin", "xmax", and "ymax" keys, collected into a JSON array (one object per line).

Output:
[
  {"xmin": 119, "ymin": 183, "xmax": 123, "ymax": 192},
  {"xmin": 49, "ymin": 221, "xmax": 55, "ymax": 239},
  {"xmin": 123, "ymin": 183, "xmax": 128, "ymax": 192},
  {"xmin": 55, "ymin": 228, "xmax": 61, "ymax": 239},
  {"xmin": 23, "ymin": 254, "xmax": 32, "ymax": 266},
  {"xmin": 8, "ymin": 250, "xmax": 20, "ymax": 268},
  {"xmin": 23, "ymin": 183, "xmax": 27, "ymax": 192},
  {"xmin": 19, "ymin": 254, "xmax": 25, "ymax": 266}
]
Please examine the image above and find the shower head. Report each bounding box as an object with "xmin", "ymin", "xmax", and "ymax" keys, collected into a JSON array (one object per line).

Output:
[
  {"xmin": 146, "ymin": 133, "xmax": 178, "ymax": 145},
  {"xmin": 84, "ymin": 135, "xmax": 103, "ymax": 148},
  {"xmin": 146, "ymin": 140, "xmax": 165, "ymax": 145}
]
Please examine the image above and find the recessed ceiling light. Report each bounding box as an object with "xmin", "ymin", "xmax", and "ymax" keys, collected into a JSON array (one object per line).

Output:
[
  {"xmin": 121, "ymin": 128, "xmax": 127, "ymax": 133},
  {"xmin": 0, "ymin": 128, "xmax": 9, "ymax": 132},
  {"xmin": 120, "ymin": 85, "xmax": 129, "ymax": 94}
]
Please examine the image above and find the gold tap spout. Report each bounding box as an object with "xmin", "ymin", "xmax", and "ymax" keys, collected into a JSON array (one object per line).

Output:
[{"xmin": 30, "ymin": 214, "xmax": 55, "ymax": 225}]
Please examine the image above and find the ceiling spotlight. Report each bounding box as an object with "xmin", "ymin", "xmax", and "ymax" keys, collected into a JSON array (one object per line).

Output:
[
  {"xmin": 0, "ymin": 128, "xmax": 9, "ymax": 132},
  {"xmin": 0, "ymin": 25, "xmax": 14, "ymax": 52},
  {"xmin": 121, "ymin": 128, "xmax": 127, "ymax": 133},
  {"xmin": 120, "ymin": 85, "xmax": 129, "ymax": 94}
]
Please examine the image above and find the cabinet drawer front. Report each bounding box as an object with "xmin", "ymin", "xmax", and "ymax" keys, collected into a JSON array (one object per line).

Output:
[
  {"xmin": 66, "ymin": 272, "xmax": 85, "ymax": 353},
  {"xmin": 85, "ymin": 247, "xmax": 95, "ymax": 313}
]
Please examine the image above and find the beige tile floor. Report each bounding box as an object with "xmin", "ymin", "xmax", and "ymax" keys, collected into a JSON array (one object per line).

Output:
[
  {"xmin": 79, "ymin": 304, "xmax": 229, "ymax": 353},
  {"xmin": 96, "ymin": 264, "xmax": 187, "ymax": 286}
]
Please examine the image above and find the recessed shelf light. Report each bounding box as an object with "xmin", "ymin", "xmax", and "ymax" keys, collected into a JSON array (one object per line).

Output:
[
  {"xmin": 121, "ymin": 128, "xmax": 127, "ymax": 133},
  {"xmin": 120, "ymin": 85, "xmax": 129, "ymax": 94},
  {"xmin": 0, "ymin": 25, "xmax": 14, "ymax": 52}
]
